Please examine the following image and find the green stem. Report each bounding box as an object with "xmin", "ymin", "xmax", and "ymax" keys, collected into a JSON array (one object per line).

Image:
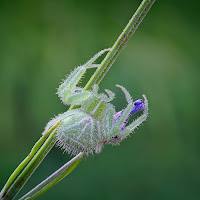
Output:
[
  {"xmin": 2, "ymin": 128, "xmax": 59, "ymax": 200},
  {"xmin": 18, "ymin": 153, "xmax": 84, "ymax": 200},
  {"xmin": 0, "ymin": 123, "xmax": 59, "ymax": 199},
  {"xmin": 84, "ymin": 0, "xmax": 155, "ymax": 91}
]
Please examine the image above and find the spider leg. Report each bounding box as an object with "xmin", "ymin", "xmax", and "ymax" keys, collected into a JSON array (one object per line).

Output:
[
  {"xmin": 111, "ymin": 103, "xmax": 133, "ymax": 136},
  {"xmin": 57, "ymin": 48, "xmax": 110, "ymax": 105},
  {"xmin": 109, "ymin": 85, "xmax": 133, "ymax": 136},
  {"xmin": 92, "ymin": 84, "xmax": 99, "ymax": 93},
  {"xmin": 86, "ymin": 64, "xmax": 100, "ymax": 69},
  {"xmin": 119, "ymin": 95, "xmax": 148, "ymax": 138},
  {"xmin": 105, "ymin": 89, "xmax": 115, "ymax": 102},
  {"xmin": 83, "ymin": 48, "xmax": 111, "ymax": 68},
  {"xmin": 116, "ymin": 85, "xmax": 132, "ymax": 103}
]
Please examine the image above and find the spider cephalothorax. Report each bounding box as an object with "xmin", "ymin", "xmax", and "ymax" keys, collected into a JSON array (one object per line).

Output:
[{"xmin": 43, "ymin": 49, "xmax": 148, "ymax": 155}]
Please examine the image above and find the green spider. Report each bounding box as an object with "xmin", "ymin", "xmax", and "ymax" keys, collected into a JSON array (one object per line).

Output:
[{"xmin": 43, "ymin": 49, "xmax": 148, "ymax": 155}]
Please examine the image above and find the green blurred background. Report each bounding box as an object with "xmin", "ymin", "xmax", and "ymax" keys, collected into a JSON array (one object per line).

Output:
[{"xmin": 0, "ymin": 0, "xmax": 199, "ymax": 199}]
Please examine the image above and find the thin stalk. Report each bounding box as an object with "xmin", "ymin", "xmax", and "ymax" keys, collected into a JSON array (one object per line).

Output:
[
  {"xmin": 0, "ymin": 123, "xmax": 59, "ymax": 199},
  {"xmin": 3, "ymin": 128, "xmax": 59, "ymax": 200},
  {"xmin": 18, "ymin": 152, "xmax": 84, "ymax": 200},
  {"xmin": 84, "ymin": 0, "xmax": 155, "ymax": 91}
]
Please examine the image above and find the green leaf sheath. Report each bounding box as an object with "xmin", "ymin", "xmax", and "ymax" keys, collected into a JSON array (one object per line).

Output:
[{"xmin": 84, "ymin": 0, "xmax": 156, "ymax": 91}]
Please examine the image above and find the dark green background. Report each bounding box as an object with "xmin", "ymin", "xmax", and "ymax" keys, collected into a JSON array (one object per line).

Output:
[{"xmin": 0, "ymin": 0, "xmax": 199, "ymax": 199}]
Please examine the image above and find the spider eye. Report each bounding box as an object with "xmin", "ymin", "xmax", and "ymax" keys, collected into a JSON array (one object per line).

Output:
[{"xmin": 111, "ymin": 135, "xmax": 119, "ymax": 139}]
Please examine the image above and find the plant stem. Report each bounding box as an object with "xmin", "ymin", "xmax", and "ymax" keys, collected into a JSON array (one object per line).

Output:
[
  {"xmin": 84, "ymin": 0, "xmax": 155, "ymax": 91},
  {"xmin": 0, "ymin": 123, "xmax": 59, "ymax": 199},
  {"xmin": 2, "ymin": 128, "xmax": 58, "ymax": 200},
  {"xmin": 18, "ymin": 152, "xmax": 84, "ymax": 200}
]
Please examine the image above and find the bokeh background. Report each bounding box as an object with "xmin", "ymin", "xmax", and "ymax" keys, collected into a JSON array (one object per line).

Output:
[{"xmin": 0, "ymin": 0, "xmax": 199, "ymax": 199}]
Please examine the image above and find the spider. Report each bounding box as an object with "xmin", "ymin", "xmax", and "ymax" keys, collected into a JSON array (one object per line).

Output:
[{"xmin": 43, "ymin": 49, "xmax": 148, "ymax": 155}]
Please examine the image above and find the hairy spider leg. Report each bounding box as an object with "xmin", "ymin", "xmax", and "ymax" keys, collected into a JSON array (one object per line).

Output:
[
  {"xmin": 90, "ymin": 86, "xmax": 115, "ymax": 102},
  {"xmin": 115, "ymin": 99, "xmax": 145, "ymax": 131},
  {"xmin": 57, "ymin": 48, "xmax": 110, "ymax": 105},
  {"xmin": 119, "ymin": 95, "xmax": 148, "ymax": 138},
  {"xmin": 115, "ymin": 84, "xmax": 132, "ymax": 103},
  {"xmin": 103, "ymin": 103, "xmax": 116, "ymax": 137},
  {"xmin": 91, "ymin": 84, "xmax": 99, "ymax": 94},
  {"xmin": 114, "ymin": 84, "xmax": 146, "ymax": 131},
  {"xmin": 109, "ymin": 85, "xmax": 133, "ymax": 137},
  {"xmin": 105, "ymin": 89, "xmax": 115, "ymax": 102},
  {"xmin": 83, "ymin": 48, "xmax": 110, "ymax": 68}
]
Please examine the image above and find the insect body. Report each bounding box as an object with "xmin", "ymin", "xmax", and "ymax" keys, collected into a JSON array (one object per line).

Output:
[{"xmin": 43, "ymin": 49, "xmax": 148, "ymax": 155}]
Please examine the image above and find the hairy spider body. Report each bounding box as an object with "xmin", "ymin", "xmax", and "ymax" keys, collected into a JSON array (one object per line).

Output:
[
  {"xmin": 43, "ymin": 49, "xmax": 148, "ymax": 155},
  {"xmin": 56, "ymin": 108, "xmax": 112, "ymax": 155}
]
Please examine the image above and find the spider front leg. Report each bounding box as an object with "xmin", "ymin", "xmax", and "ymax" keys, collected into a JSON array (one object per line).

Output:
[
  {"xmin": 119, "ymin": 94, "xmax": 148, "ymax": 138},
  {"xmin": 57, "ymin": 48, "xmax": 110, "ymax": 105},
  {"xmin": 110, "ymin": 85, "xmax": 134, "ymax": 136}
]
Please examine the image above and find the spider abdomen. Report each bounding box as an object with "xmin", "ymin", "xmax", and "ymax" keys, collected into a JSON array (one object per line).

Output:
[{"xmin": 56, "ymin": 110, "xmax": 104, "ymax": 155}]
